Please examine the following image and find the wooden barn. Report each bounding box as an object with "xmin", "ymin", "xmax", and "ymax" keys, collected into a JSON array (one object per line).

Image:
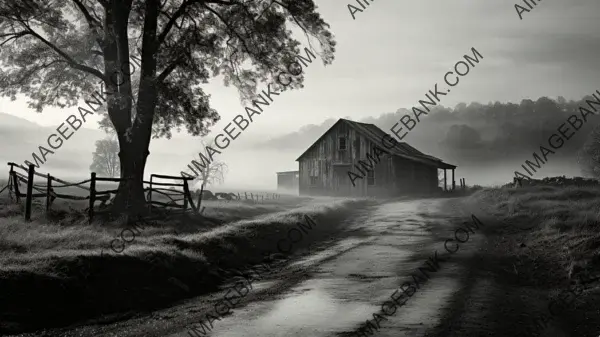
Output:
[{"xmin": 295, "ymin": 118, "xmax": 457, "ymax": 197}]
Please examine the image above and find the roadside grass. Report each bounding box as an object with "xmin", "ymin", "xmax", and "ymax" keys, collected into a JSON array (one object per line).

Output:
[
  {"xmin": 467, "ymin": 185, "xmax": 600, "ymax": 286},
  {"xmin": 0, "ymin": 196, "xmax": 372, "ymax": 334}
]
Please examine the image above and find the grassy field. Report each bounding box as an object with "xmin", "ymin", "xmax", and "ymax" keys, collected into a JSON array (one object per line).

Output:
[
  {"xmin": 464, "ymin": 184, "xmax": 600, "ymax": 302},
  {"xmin": 0, "ymin": 192, "xmax": 374, "ymax": 335}
]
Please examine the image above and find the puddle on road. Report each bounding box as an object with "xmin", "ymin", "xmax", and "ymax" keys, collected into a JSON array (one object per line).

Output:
[{"xmin": 200, "ymin": 280, "xmax": 377, "ymax": 337}]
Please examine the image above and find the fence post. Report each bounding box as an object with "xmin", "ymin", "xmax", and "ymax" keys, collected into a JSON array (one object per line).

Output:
[
  {"xmin": 24, "ymin": 164, "xmax": 35, "ymax": 221},
  {"xmin": 196, "ymin": 183, "xmax": 204, "ymax": 215},
  {"xmin": 237, "ymin": 192, "xmax": 241, "ymax": 200},
  {"xmin": 46, "ymin": 174, "xmax": 52, "ymax": 213},
  {"xmin": 10, "ymin": 168, "xmax": 20, "ymax": 203},
  {"xmin": 183, "ymin": 179, "xmax": 190, "ymax": 211},
  {"xmin": 89, "ymin": 172, "xmax": 96, "ymax": 224},
  {"xmin": 6, "ymin": 171, "xmax": 12, "ymax": 202},
  {"xmin": 7, "ymin": 164, "xmax": 14, "ymax": 202},
  {"xmin": 148, "ymin": 175, "xmax": 153, "ymax": 214}
]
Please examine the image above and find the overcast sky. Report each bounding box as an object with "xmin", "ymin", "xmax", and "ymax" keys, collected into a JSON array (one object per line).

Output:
[
  {"xmin": 1, "ymin": 0, "xmax": 599, "ymax": 188},
  {"xmin": 3, "ymin": 0, "xmax": 599, "ymax": 132}
]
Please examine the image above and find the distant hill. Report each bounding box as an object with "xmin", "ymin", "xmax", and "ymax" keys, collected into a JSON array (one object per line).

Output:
[
  {"xmin": 0, "ymin": 112, "xmax": 104, "ymax": 178},
  {"xmin": 0, "ymin": 112, "xmax": 40, "ymax": 129}
]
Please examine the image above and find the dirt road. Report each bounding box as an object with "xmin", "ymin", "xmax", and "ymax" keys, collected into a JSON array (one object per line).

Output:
[{"xmin": 15, "ymin": 197, "xmax": 592, "ymax": 337}]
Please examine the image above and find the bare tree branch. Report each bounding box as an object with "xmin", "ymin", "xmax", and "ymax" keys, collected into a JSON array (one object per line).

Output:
[{"xmin": 0, "ymin": 30, "xmax": 31, "ymax": 46}]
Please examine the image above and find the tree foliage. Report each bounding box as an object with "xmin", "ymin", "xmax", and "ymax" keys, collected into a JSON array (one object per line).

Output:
[
  {"xmin": 90, "ymin": 136, "xmax": 120, "ymax": 177},
  {"xmin": 443, "ymin": 124, "xmax": 482, "ymax": 149},
  {"xmin": 0, "ymin": 0, "xmax": 335, "ymax": 212},
  {"xmin": 0, "ymin": 0, "xmax": 335, "ymax": 137}
]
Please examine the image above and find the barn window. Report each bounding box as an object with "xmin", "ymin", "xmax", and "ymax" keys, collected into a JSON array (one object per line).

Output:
[
  {"xmin": 310, "ymin": 176, "xmax": 318, "ymax": 186},
  {"xmin": 367, "ymin": 169, "xmax": 375, "ymax": 186},
  {"xmin": 339, "ymin": 137, "xmax": 347, "ymax": 150}
]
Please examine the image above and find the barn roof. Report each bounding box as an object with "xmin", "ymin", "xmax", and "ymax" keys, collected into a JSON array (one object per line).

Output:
[{"xmin": 295, "ymin": 118, "xmax": 456, "ymax": 169}]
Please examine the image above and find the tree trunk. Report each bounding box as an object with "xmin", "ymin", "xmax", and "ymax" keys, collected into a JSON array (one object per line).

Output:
[
  {"xmin": 107, "ymin": 0, "xmax": 159, "ymax": 218},
  {"xmin": 110, "ymin": 139, "xmax": 150, "ymax": 217},
  {"xmin": 109, "ymin": 82, "xmax": 158, "ymax": 217}
]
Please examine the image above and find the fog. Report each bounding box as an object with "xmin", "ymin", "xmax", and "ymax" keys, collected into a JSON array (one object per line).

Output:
[{"xmin": 2, "ymin": 93, "xmax": 595, "ymax": 193}]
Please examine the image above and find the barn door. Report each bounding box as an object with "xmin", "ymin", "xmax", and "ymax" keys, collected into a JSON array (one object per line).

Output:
[{"xmin": 333, "ymin": 165, "xmax": 351, "ymax": 197}]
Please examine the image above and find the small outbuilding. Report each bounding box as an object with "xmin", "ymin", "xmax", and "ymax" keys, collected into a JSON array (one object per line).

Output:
[{"xmin": 276, "ymin": 170, "xmax": 299, "ymax": 192}]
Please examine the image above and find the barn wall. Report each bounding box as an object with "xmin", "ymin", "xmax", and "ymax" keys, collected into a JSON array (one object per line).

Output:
[
  {"xmin": 299, "ymin": 122, "xmax": 352, "ymax": 196},
  {"xmin": 355, "ymin": 136, "xmax": 396, "ymax": 197},
  {"xmin": 390, "ymin": 158, "xmax": 439, "ymax": 194}
]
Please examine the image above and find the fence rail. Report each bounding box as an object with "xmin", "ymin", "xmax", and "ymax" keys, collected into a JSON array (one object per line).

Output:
[{"xmin": 5, "ymin": 163, "xmax": 200, "ymax": 223}]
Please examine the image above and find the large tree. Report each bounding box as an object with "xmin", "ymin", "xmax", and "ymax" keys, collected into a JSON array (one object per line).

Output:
[{"xmin": 0, "ymin": 0, "xmax": 335, "ymax": 215}]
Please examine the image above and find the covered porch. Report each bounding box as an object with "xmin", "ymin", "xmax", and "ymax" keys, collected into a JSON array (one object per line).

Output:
[{"xmin": 437, "ymin": 162, "xmax": 458, "ymax": 191}]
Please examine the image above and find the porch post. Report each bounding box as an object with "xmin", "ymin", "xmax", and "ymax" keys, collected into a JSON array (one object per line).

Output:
[
  {"xmin": 444, "ymin": 169, "xmax": 447, "ymax": 192},
  {"xmin": 452, "ymin": 168, "xmax": 455, "ymax": 191}
]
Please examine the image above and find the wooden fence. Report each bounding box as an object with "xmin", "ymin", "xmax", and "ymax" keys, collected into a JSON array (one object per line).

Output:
[
  {"xmin": 238, "ymin": 191, "xmax": 281, "ymax": 202},
  {"xmin": 191, "ymin": 188, "xmax": 281, "ymax": 215},
  {"xmin": 5, "ymin": 162, "xmax": 197, "ymax": 223},
  {"xmin": 192, "ymin": 189, "xmax": 281, "ymax": 202},
  {"xmin": 146, "ymin": 173, "xmax": 197, "ymax": 215}
]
